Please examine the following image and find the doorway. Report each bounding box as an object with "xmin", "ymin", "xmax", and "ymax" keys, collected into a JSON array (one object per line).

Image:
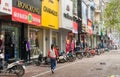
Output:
[
  {"xmin": 1, "ymin": 23, "xmax": 20, "ymax": 61},
  {"xmin": 4, "ymin": 30, "xmax": 15, "ymax": 60}
]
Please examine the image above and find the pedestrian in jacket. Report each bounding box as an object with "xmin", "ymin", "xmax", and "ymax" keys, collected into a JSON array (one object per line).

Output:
[{"xmin": 48, "ymin": 44, "xmax": 58, "ymax": 74}]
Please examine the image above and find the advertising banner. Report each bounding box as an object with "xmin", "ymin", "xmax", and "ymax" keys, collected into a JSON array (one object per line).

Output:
[
  {"xmin": 12, "ymin": 7, "xmax": 41, "ymax": 26},
  {"xmin": 0, "ymin": 0, "xmax": 12, "ymax": 14},
  {"xmin": 87, "ymin": 19, "xmax": 92, "ymax": 34},
  {"xmin": 41, "ymin": 0, "xmax": 58, "ymax": 29},
  {"xmin": 72, "ymin": 21, "xmax": 78, "ymax": 33},
  {"xmin": 82, "ymin": 2, "xmax": 87, "ymax": 25},
  {"xmin": 13, "ymin": 0, "xmax": 41, "ymax": 15},
  {"xmin": 60, "ymin": 0, "xmax": 73, "ymax": 30}
]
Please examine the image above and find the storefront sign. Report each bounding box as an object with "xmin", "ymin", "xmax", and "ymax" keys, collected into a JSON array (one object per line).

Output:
[
  {"xmin": 87, "ymin": 19, "xmax": 92, "ymax": 34},
  {"xmin": 60, "ymin": 0, "xmax": 73, "ymax": 30},
  {"xmin": 41, "ymin": 0, "xmax": 58, "ymax": 29},
  {"xmin": 17, "ymin": 0, "xmax": 40, "ymax": 15},
  {"xmin": 72, "ymin": 21, "xmax": 78, "ymax": 33},
  {"xmin": 82, "ymin": 2, "xmax": 87, "ymax": 25},
  {"xmin": 13, "ymin": 0, "xmax": 41, "ymax": 15},
  {"xmin": 12, "ymin": 7, "xmax": 41, "ymax": 26},
  {"xmin": 0, "ymin": 0, "xmax": 12, "ymax": 14}
]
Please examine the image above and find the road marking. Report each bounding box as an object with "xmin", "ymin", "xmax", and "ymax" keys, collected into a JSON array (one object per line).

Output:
[
  {"xmin": 32, "ymin": 60, "xmax": 80, "ymax": 77},
  {"xmin": 110, "ymin": 75, "xmax": 114, "ymax": 77},
  {"xmin": 110, "ymin": 75, "xmax": 120, "ymax": 77}
]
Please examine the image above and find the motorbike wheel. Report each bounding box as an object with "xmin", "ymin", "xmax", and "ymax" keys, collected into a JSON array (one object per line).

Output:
[
  {"xmin": 97, "ymin": 51, "xmax": 101, "ymax": 55},
  {"xmin": 12, "ymin": 65, "xmax": 25, "ymax": 77},
  {"xmin": 86, "ymin": 52, "xmax": 91, "ymax": 58},
  {"xmin": 68, "ymin": 57, "xmax": 74, "ymax": 62},
  {"xmin": 35, "ymin": 61, "xmax": 41, "ymax": 66},
  {"xmin": 76, "ymin": 54, "xmax": 83, "ymax": 59},
  {"xmin": 60, "ymin": 59, "xmax": 66, "ymax": 63}
]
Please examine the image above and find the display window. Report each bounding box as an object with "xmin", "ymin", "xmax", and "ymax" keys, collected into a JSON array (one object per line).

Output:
[
  {"xmin": 29, "ymin": 28, "xmax": 43, "ymax": 58},
  {"xmin": 52, "ymin": 31, "xmax": 58, "ymax": 45}
]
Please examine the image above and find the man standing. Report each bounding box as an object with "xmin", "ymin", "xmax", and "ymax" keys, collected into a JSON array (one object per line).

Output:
[{"xmin": 26, "ymin": 39, "xmax": 31, "ymax": 62}]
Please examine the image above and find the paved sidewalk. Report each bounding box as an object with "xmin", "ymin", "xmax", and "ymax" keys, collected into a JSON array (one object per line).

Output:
[
  {"xmin": 23, "ymin": 60, "xmax": 71, "ymax": 77},
  {"xmin": 0, "ymin": 74, "xmax": 17, "ymax": 77},
  {"xmin": 23, "ymin": 50, "xmax": 120, "ymax": 77}
]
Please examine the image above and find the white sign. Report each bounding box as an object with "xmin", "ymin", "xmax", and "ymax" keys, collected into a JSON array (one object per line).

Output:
[
  {"xmin": 82, "ymin": 2, "xmax": 87, "ymax": 25},
  {"xmin": 0, "ymin": 0, "xmax": 12, "ymax": 14},
  {"xmin": 59, "ymin": 0, "xmax": 73, "ymax": 30}
]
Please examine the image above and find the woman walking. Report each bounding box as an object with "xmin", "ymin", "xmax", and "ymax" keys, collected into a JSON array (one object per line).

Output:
[{"xmin": 48, "ymin": 44, "xmax": 58, "ymax": 74}]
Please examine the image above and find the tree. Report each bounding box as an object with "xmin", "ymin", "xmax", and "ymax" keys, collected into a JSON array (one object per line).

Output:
[{"xmin": 104, "ymin": 0, "xmax": 120, "ymax": 31}]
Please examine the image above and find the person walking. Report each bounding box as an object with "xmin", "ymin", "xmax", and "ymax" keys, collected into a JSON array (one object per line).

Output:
[{"xmin": 48, "ymin": 44, "xmax": 58, "ymax": 74}]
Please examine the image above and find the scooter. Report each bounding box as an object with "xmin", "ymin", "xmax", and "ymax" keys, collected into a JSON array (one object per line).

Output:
[
  {"xmin": 89, "ymin": 48, "xmax": 96, "ymax": 56},
  {"xmin": 0, "ymin": 57, "xmax": 25, "ymax": 77},
  {"xmin": 34, "ymin": 53, "xmax": 50, "ymax": 66},
  {"xmin": 95, "ymin": 47, "xmax": 102, "ymax": 55},
  {"xmin": 66, "ymin": 50, "xmax": 76, "ymax": 62},
  {"xmin": 74, "ymin": 47, "xmax": 83, "ymax": 59},
  {"xmin": 57, "ymin": 50, "xmax": 76, "ymax": 63},
  {"xmin": 82, "ymin": 47, "xmax": 91, "ymax": 58},
  {"xmin": 57, "ymin": 50, "xmax": 67, "ymax": 63}
]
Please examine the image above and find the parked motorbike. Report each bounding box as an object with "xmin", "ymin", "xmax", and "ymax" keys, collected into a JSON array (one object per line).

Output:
[
  {"xmin": 82, "ymin": 47, "xmax": 91, "ymax": 58},
  {"xmin": 89, "ymin": 48, "xmax": 96, "ymax": 56},
  {"xmin": 95, "ymin": 48, "xmax": 101, "ymax": 55},
  {"xmin": 0, "ymin": 58, "xmax": 25, "ymax": 77},
  {"xmin": 57, "ymin": 50, "xmax": 76, "ymax": 63},
  {"xmin": 34, "ymin": 53, "xmax": 50, "ymax": 66},
  {"xmin": 66, "ymin": 51, "xmax": 76, "ymax": 62},
  {"xmin": 74, "ymin": 47, "xmax": 83, "ymax": 59},
  {"xmin": 57, "ymin": 50, "xmax": 66, "ymax": 63}
]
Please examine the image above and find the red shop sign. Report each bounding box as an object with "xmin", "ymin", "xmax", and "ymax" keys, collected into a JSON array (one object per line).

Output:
[
  {"xmin": 88, "ymin": 19, "xmax": 92, "ymax": 26},
  {"xmin": 12, "ymin": 7, "xmax": 41, "ymax": 26},
  {"xmin": 87, "ymin": 19, "xmax": 92, "ymax": 34}
]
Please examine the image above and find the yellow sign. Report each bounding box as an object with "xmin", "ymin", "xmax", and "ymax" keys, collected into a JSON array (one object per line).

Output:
[{"xmin": 41, "ymin": 0, "xmax": 58, "ymax": 29}]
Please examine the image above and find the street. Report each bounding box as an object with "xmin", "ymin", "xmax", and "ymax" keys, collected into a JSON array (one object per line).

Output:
[{"xmin": 23, "ymin": 49, "xmax": 120, "ymax": 77}]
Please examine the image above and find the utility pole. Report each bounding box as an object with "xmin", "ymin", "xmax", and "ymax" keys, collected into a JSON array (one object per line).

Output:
[{"xmin": 77, "ymin": 0, "xmax": 82, "ymax": 43}]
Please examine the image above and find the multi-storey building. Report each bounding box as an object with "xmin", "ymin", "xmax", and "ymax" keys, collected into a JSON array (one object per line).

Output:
[{"xmin": 94, "ymin": 0, "xmax": 110, "ymax": 46}]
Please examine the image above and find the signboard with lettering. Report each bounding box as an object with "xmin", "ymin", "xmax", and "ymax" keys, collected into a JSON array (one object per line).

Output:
[
  {"xmin": 13, "ymin": 0, "xmax": 41, "ymax": 15},
  {"xmin": 82, "ymin": 2, "xmax": 87, "ymax": 25},
  {"xmin": 0, "ymin": 0, "xmax": 12, "ymax": 14},
  {"xmin": 12, "ymin": 0, "xmax": 41, "ymax": 26},
  {"xmin": 41, "ymin": 0, "xmax": 58, "ymax": 29},
  {"xmin": 12, "ymin": 7, "xmax": 41, "ymax": 26},
  {"xmin": 87, "ymin": 19, "xmax": 92, "ymax": 34},
  {"xmin": 72, "ymin": 21, "xmax": 78, "ymax": 33},
  {"xmin": 59, "ymin": 0, "xmax": 73, "ymax": 30}
]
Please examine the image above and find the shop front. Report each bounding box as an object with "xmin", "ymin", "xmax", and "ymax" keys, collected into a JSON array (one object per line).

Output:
[
  {"xmin": 41, "ymin": 0, "xmax": 59, "ymax": 56},
  {"xmin": 0, "ymin": 0, "xmax": 18, "ymax": 60},
  {"xmin": 87, "ymin": 19, "xmax": 93, "ymax": 47},
  {"xmin": 28, "ymin": 27, "xmax": 43, "ymax": 58},
  {"xmin": 59, "ymin": 0, "xmax": 74, "ymax": 51},
  {"xmin": 0, "ymin": 21, "xmax": 21, "ymax": 60},
  {"xmin": 12, "ymin": 0, "xmax": 42, "ymax": 60}
]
